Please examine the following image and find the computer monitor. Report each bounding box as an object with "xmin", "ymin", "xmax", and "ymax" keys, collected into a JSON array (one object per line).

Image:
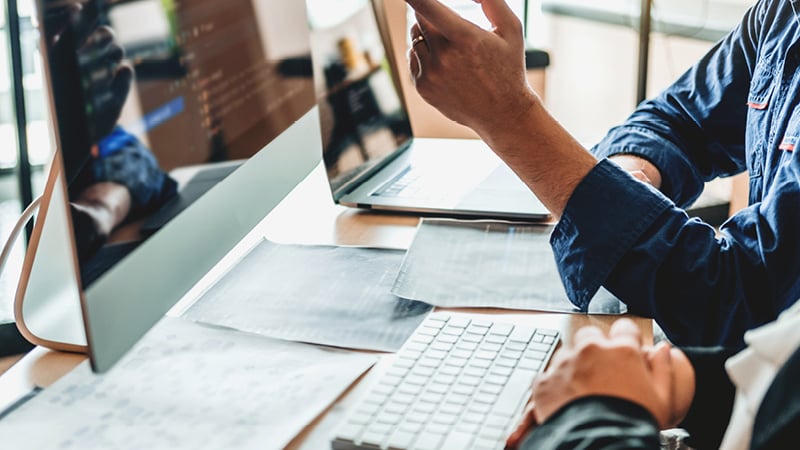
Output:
[{"xmin": 15, "ymin": 0, "xmax": 321, "ymax": 372}]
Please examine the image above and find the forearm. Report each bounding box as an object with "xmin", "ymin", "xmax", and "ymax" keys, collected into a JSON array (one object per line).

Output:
[{"xmin": 476, "ymin": 92, "xmax": 598, "ymax": 220}]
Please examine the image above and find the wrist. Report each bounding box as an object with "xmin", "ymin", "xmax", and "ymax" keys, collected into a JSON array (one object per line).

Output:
[
  {"xmin": 473, "ymin": 87, "xmax": 542, "ymax": 145},
  {"xmin": 608, "ymin": 154, "xmax": 663, "ymax": 190}
]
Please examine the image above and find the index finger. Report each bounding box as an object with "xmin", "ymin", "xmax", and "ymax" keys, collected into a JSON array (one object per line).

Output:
[
  {"xmin": 405, "ymin": 0, "xmax": 478, "ymax": 39},
  {"xmin": 608, "ymin": 318, "xmax": 643, "ymax": 347}
]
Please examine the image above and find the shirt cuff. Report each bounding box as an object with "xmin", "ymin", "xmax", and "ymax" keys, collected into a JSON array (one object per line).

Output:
[
  {"xmin": 551, "ymin": 159, "xmax": 673, "ymax": 311},
  {"xmin": 591, "ymin": 125, "xmax": 703, "ymax": 207},
  {"xmin": 519, "ymin": 396, "xmax": 661, "ymax": 450}
]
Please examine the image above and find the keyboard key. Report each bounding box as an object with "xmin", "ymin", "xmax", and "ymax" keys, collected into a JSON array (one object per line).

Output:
[
  {"xmin": 490, "ymin": 365, "xmax": 513, "ymax": 377},
  {"xmin": 538, "ymin": 328, "xmax": 559, "ymax": 336},
  {"xmin": 463, "ymin": 366, "xmax": 487, "ymax": 378},
  {"xmin": 448, "ymin": 317, "xmax": 471, "ymax": 328},
  {"xmin": 376, "ymin": 412, "xmax": 403, "ymax": 425},
  {"xmin": 485, "ymin": 334, "xmax": 507, "ymax": 345},
  {"xmin": 349, "ymin": 411, "xmax": 374, "ymax": 425},
  {"xmin": 413, "ymin": 431, "xmax": 444, "ymax": 450},
  {"xmin": 379, "ymin": 375, "xmax": 403, "ymax": 387},
  {"xmin": 474, "ymin": 392, "xmax": 498, "ymax": 405},
  {"xmin": 455, "ymin": 340, "xmax": 479, "ymax": 352},
  {"xmin": 481, "ymin": 342, "xmax": 503, "ymax": 353},
  {"xmin": 405, "ymin": 341, "xmax": 428, "ymax": 352},
  {"xmin": 462, "ymin": 333, "xmax": 483, "ymax": 343},
  {"xmin": 527, "ymin": 342, "xmax": 552, "ymax": 353},
  {"xmin": 398, "ymin": 420, "xmax": 424, "ymax": 433},
  {"xmin": 492, "ymin": 369, "xmax": 537, "ymax": 416},
  {"xmin": 439, "ymin": 403, "xmax": 462, "ymax": 415},
  {"xmin": 426, "ymin": 317, "xmax": 448, "ymax": 329},
  {"xmin": 444, "ymin": 357, "xmax": 468, "ymax": 368},
  {"xmin": 466, "ymin": 325, "xmax": 489, "ymax": 336},
  {"xmin": 495, "ymin": 357, "xmax": 518, "ymax": 368},
  {"xmin": 505, "ymin": 341, "xmax": 527, "ymax": 352},
  {"xmin": 442, "ymin": 326, "xmax": 464, "ymax": 336},
  {"xmin": 438, "ymin": 365, "xmax": 461, "ymax": 377},
  {"xmin": 479, "ymin": 383, "xmax": 504, "ymax": 395},
  {"xmin": 430, "ymin": 341, "xmax": 454, "ymax": 352},
  {"xmin": 523, "ymin": 349, "xmax": 549, "ymax": 361},
  {"xmin": 426, "ymin": 349, "xmax": 448, "ymax": 360},
  {"xmin": 437, "ymin": 334, "xmax": 458, "ymax": 344},
  {"xmin": 473, "ymin": 436, "xmax": 503, "ymax": 450},
  {"xmin": 475, "ymin": 350, "xmax": 498, "ymax": 360},
  {"xmin": 431, "ymin": 412, "xmax": 458, "ymax": 425},
  {"xmin": 459, "ymin": 374, "xmax": 482, "ymax": 386},
  {"xmin": 489, "ymin": 323, "xmax": 514, "ymax": 336},
  {"xmin": 451, "ymin": 349, "xmax": 473, "ymax": 359},
  {"xmin": 360, "ymin": 430, "xmax": 387, "ymax": 448},
  {"xmin": 336, "ymin": 422, "xmax": 364, "ymax": 443},
  {"xmin": 462, "ymin": 411, "xmax": 487, "ymax": 424},
  {"xmin": 440, "ymin": 430, "xmax": 476, "ymax": 448},
  {"xmin": 412, "ymin": 334, "xmax": 435, "ymax": 345},
  {"xmin": 478, "ymin": 425, "xmax": 505, "ymax": 441},
  {"xmin": 484, "ymin": 374, "xmax": 509, "ymax": 386},
  {"xmin": 386, "ymin": 430, "xmax": 417, "ymax": 450},
  {"xmin": 469, "ymin": 358, "xmax": 492, "ymax": 369},
  {"xmin": 413, "ymin": 402, "xmax": 437, "ymax": 414},
  {"xmin": 484, "ymin": 415, "xmax": 510, "ymax": 429},
  {"xmin": 519, "ymin": 359, "xmax": 543, "ymax": 371},
  {"xmin": 418, "ymin": 326, "xmax": 440, "ymax": 336},
  {"xmin": 364, "ymin": 393, "xmax": 389, "ymax": 406},
  {"xmin": 508, "ymin": 327, "xmax": 535, "ymax": 343},
  {"xmin": 452, "ymin": 384, "xmax": 476, "ymax": 396}
]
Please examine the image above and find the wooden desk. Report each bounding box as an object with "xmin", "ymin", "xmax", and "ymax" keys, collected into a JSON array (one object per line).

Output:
[{"xmin": 0, "ymin": 163, "xmax": 651, "ymax": 448}]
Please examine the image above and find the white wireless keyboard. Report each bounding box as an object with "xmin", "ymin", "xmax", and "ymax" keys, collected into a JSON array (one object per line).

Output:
[{"xmin": 331, "ymin": 314, "xmax": 559, "ymax": 450}]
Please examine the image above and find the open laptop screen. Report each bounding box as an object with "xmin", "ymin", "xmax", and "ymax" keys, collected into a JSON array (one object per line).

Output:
[
  {"xmin": 307, "ymin": 0, "xmax": 413, "ymax": 195},
  {"xmin": 44, "ymin": 0, "xmax": 315, "ymax": 286}
]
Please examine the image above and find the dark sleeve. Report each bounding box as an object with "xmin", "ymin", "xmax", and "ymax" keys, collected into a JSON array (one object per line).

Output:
[
  {"xmin": 678, "ymin": 346, "xmax": 738, "ymax": 450},
  {"xmin": 519, "ymin": 396, "xmax": 661, "ymax": 450},
  {"xmin": 551, "ymin": 0, "xmax": 800, "ymax": 347}
]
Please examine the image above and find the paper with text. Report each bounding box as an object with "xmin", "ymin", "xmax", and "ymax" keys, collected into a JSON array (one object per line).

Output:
[
  {"xmin": 0, "ymin": 317, "xmax": 376, "ymax": 449},
  {"xmin": 392, "ymin": 219, "xmax": 625, "ymax": 314},
  {"xmin": 184, "ymin": 240, "xmax": 432, "ymax": 352}
]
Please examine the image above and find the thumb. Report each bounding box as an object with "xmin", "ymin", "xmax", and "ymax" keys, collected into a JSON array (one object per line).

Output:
[{"xmin": 476, "ymin": 0, "xmax": 522, "ymax": 36}]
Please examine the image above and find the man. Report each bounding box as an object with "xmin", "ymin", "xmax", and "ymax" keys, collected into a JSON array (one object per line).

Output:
[
  {"xmin": 504, "ymin": 314, "xmax": 800, "ymax": 449},
  {"xmin": 403, "ymin": 0, "xmax": 800, "ymax": 347}
]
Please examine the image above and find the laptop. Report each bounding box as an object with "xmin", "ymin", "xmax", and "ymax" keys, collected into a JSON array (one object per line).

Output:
[{"xmin": 307, "ymin": 0, "xmax": 550, "ymax": 221}]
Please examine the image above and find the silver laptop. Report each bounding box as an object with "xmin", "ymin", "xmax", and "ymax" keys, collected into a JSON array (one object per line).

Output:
[{"xmin": 307, "ymin": 0, "xmax": 550, "ymax": 221}]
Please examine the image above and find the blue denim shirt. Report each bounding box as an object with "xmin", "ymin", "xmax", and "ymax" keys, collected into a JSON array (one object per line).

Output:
[{"xmin": 553, "ymin": 0, "xmax": 800, "ymax": 346}]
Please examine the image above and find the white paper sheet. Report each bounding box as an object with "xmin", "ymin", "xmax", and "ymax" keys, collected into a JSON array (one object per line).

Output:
[
  {"xmin": 184, "ymin": 239, "xmax": 432, "ymax": 352},
  {"xmin": 392, "ymin": 219, "xmax": 625, "ymax": 314},
  {"xmin": 0, "ymin": 317, "xmax": 376, "ymax": 449}
]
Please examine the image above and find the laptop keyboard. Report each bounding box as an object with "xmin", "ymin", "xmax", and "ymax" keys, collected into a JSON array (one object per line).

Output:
[
  {"xmin": 372, "ymin": 166, "xmax": 452, "ymax": 201},
  {"xmin": 331, "ymin": 314, "xmax": 559, "ymax": 450}
]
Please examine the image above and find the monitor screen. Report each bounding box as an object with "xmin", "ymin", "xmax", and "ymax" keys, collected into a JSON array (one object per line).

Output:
[
  {"xmin": 44, "ymin": 0, "xmax": 315, "ymax": 285},
  {"xmin": 20, "ymin": 0, "xmax": 322, "ymax": 371}
]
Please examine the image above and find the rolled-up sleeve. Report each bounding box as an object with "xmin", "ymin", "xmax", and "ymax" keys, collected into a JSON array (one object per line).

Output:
[{"xmin": 551, "ymin": 1, "xmax": 800, "ymax": 347}]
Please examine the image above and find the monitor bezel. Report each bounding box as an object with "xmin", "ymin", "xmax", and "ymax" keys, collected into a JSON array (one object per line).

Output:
[{"xmin": 15, "ymin": 0, "xmax": 323, "ymax": 372}]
